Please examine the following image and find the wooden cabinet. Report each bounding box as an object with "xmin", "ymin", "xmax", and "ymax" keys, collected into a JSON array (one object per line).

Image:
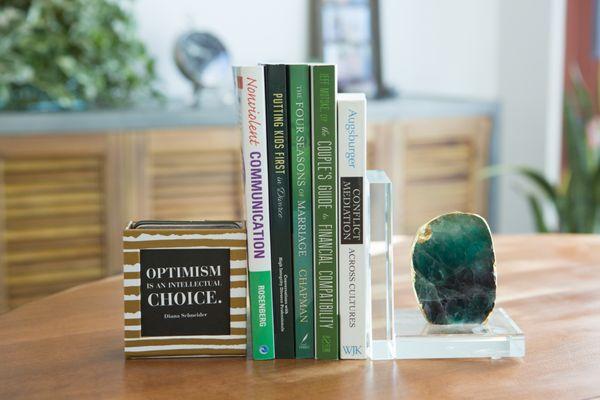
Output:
[
  {"xmin": 0, "ymin": 128, "xmax": 243, "ymax": 311},
  {"xmin": 0, "ymin": 116, "xmax": 491, "ymax": 311},
  {"xmin": 367, "ymin": 116, "xmax": 492, "ymax": 235},
  {"xmin": 143, "ymin": 129, "xmax": 244, "ymax": 221},
  {"xmin": 0, "ymin": 135, "xmax": 119, "ymax": 310}
]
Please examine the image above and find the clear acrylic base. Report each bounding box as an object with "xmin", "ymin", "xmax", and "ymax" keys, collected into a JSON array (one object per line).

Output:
[
  {"xmin": 366, "ymin": 170, "xmax": 525, "ymax": 361},
  {"xmin": 390, "ymin": 307, "xmax": 525, "ymax": 360}
]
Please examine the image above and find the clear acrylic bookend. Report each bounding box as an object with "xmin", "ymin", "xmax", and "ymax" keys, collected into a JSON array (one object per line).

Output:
[
  {"xmin": 365, "ymin": 170, "xmax": 396, "ymax": 360},
  {"xmin": 366, "ymin": 170, "xmax": 525, "ymax": 360}
]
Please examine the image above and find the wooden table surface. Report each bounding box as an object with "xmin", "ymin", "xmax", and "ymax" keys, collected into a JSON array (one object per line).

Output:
[{"xmin": 1, "ymin": 235, "xmax": 599, "ymax": 399}]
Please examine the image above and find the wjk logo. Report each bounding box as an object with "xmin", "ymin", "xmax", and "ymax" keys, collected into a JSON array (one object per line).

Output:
[
  {"xmin": 342, "ymin": 345, "xmax": 363, "ymax": 357},
  {"xmin": 259, "ymin": 345, "xmax": 270, "ymax": 355}
]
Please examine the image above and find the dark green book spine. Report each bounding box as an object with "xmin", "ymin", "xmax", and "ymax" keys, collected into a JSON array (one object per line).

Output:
[
  {"xmin": 288, "ymin": 65, "xmax": 314, "ymax": 359},
  {"xmin": 311, "ymin": 64, "xmax": 338, "ymax": 359},
  {"xmin": 264, "ymin": 64, "xmax": 295, "ymax": 358}
]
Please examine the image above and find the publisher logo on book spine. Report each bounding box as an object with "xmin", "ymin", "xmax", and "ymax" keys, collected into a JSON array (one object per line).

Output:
[{"xmin": 259, "ymin": 345, "xmax": 270, "ymax": 355}]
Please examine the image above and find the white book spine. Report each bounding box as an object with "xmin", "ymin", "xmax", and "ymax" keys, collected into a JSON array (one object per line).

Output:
[
  {"xmin": 338, "ymin": 93, "xmax": 368, "ymax": 359},
  {"xmin": 233, "ymin": 66, "xmax": 275, "ymax": 359}
]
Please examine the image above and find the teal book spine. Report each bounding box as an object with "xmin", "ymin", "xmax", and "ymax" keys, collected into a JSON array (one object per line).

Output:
[
  {"xmin": 311, "ymin": 64, "xmax": 338, "ymax": 360},
  {"xmin": 288, "ymin": 64, "xmax": 314, "ymax": 359}
]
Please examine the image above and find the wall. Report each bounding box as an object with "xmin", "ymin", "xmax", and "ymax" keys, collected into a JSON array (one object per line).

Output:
[
  {"xmin": 135, "ymin": 0, "xmax": 499, "ymax": 101},
  {"xmin": 496, "ymin": 0, "xmax": 566, "ymax": 233},
  {"xmin": 380, "ymin": 0, "xmax": 499, "ymax": 100},
  {"xmin": 134, "ymin": 0, "xmax": 309, "ymax": 100},
  {"xmin": 133, "ymin": 0, "xmax": 566, "ymax": 233}
]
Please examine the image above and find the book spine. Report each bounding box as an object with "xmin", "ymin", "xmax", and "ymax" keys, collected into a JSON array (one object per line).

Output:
[
  {"xmin": 338, "ymin": 94, "xmax": 368, "ymax": 359},
  {"xmin": 264, "ymin": 64, "xmax": 295, "ymax": 358},
  {"xmin": 233, "ymin": 66, "xmax": 275, "ymax": 360},
  {"xmin": 311, "ymin": 64, "xmax": 338, "ymax": 359},
  {"xmin": 288, "ymin": 65, "xmax": 314, "ymax": 359}
]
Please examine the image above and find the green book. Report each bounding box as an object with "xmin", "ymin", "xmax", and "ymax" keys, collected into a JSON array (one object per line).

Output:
[
  {"xmin": 288, "ymin": 64, "xmax": 314, "ymax": 359},
  {"xmin": 311, "ymin": 64, "xmax": 338, "ymax": 359}
]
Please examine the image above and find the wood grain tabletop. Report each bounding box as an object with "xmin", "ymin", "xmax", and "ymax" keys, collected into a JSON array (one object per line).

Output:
[{"xmin": 1, "ymin": 235, "xmax": 599, "ymax": 400}]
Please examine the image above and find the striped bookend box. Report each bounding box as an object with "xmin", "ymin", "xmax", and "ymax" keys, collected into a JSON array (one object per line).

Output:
[{"xmin": 123, "ymin": 221, "xmax": 247, "ymax": 358}]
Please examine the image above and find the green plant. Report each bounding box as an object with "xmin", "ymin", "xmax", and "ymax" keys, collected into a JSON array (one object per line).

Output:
[
  {"xmin": 483, "ymin": 70, "xmax": 600, "ymax": 233},
  {"xmin": 0, "ymin": 0, "xmax": 160, "ymax": 110}
]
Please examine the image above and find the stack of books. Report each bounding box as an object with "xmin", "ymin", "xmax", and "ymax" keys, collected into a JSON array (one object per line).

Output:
[{"xmin": 234, "ymin": 64, "xmax": 368, "ymax": 360}]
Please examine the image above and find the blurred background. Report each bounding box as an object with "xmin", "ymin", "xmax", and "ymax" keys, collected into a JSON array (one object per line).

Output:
[{"xmin": 0, "ymin": 0, "xmax": 596, "ymax": 311}]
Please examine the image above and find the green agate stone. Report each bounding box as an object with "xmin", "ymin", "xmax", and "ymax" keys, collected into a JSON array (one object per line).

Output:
[{"xmin": 411, "ymin": 212, "xmax": 496, "ymax": 325}]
